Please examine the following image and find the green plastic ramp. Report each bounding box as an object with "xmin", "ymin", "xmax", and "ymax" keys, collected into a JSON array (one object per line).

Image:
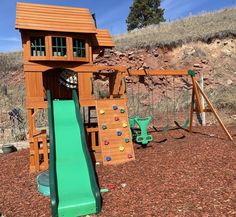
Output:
[{"xmin": 47, "ymin": 90, "xmax": 101, "ymax": 217}]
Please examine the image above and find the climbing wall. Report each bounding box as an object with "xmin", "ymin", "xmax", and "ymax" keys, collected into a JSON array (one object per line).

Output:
[{"xmin": 96, "ymin": 99, "xmax": 135, "ymax": 165}]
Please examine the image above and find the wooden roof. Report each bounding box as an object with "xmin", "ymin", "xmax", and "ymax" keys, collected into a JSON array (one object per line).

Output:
[
  {"xmin": 92, "ymin": 29, "xmax": 115, "ymax": 47},
  {"xmin": 15, "ymin": 2, "xmax": 97, "ymax": 33}
]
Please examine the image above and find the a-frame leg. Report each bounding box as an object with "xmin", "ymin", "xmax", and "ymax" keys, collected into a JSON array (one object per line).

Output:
[{"xmin": 195, "ymin": 81, "xmax": 233, "ymax": 141}]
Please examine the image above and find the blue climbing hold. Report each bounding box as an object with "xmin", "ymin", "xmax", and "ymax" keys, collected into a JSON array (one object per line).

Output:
[
  {"xmin": 106, "ymin": 156, "xmax": 111, "ymax": 161},
  {"xmin": 113, "ymin": 105, "xmax": 118, "ymax": 110},
  {"xmin": 117, "ymin": 131, "xmax": 122, "ymax": 136}
]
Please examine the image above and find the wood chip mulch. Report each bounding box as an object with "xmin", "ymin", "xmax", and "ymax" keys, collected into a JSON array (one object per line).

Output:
[{"xmin": 0, "ymin": 126, "xmax": 236, "ymax": 217}]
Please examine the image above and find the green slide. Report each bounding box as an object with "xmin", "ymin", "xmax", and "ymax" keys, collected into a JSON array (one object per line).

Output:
[{"xmin": 47, "ymin": 90, "xmax": 101, "ymax": 217}]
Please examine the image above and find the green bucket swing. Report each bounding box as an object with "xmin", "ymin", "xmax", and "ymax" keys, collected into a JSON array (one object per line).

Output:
[
  {"xmin": 128, "ymin": 75, "xmax": 153, "ymax": 145},
  {"xmin": 134, "ymin": 116, "xmax": 153, "ymax": 145}
]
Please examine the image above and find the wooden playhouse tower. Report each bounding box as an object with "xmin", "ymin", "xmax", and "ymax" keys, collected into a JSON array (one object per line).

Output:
[{"xmin": 16, "ymin": 2, "xmax": 135, "ymax": 172}]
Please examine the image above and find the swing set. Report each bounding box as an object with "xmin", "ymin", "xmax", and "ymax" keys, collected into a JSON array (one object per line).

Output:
[{"xmin": 127, "ymin": 68, "xmax": 233, "ymax": 145}]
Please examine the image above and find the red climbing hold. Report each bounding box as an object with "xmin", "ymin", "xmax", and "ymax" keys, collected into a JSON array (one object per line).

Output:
[
  {"xmin": 104, "ymin": 140, "xmax": 109, "ymax": 145},
  {"xmin": 128, "ymin": 154, "xmax": 133, "ymax": 159}
]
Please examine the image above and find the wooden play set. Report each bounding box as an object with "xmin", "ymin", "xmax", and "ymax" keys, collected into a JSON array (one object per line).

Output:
[
  {"xmin": 15, "ymin": 2, "xmax": 233, "ymax": 216},
  {"xmin": 16, "ymin": 2, "xmax": 233, "ymax": 173}
]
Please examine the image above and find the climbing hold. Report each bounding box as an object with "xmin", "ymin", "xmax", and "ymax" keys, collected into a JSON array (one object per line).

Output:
[
  {"xmin": 122, "ymin": 122, "xmax": 128, "ymax": 128},
  {"xmin": 104, "ymin": 140, "xmax": 109, "ymax": 145},
  {"xmin": 119, "ymin": 145, "xmax": 125, "ymax": 152},
  {"xmin": 107, "ymin": 184, "xmax": 116, "ymax": 190},
  {"xmin": 114, "ymin": 116, "xmax": 120, "ymax": 121},
  {"xmin": 120, "ymin": 108, "xmax": 125, "ymax": 113},
  {"xmin": 100, "ymin": 188, "xmax": 109, "ymax": 193},
  {"xmin": 117, "ymin": 131, "xmax": 122, "ymax": 136},
  {"xmin": 106, "ymin": 156, "xmax": 111, "ymax": 161},
  {"xmin": 102, "ymin": 124, "xmax": 107, "ymax": 130},
  {"xmin": 113, "ymin": 105, "xmax": 118, "ymax": 110},
  {"xmin": 124, "ymin": 138, "xmax": 130, "ymax": 143},
  {"xmin": 100, "ymin": 109, "xmax": 105, "ymax": 115},
  {"xmin": 127, "ymin": 154, "xmax": 133, "ymax": 159}
]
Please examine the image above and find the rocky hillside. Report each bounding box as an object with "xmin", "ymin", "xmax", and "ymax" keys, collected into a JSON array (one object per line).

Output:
[{"xmin": 94, "ymin": 38, "xmax": 236, "ymax": 125}]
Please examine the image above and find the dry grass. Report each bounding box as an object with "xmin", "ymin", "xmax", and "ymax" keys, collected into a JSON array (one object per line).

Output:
[
  {"xmin": 0, "ymin": 52, "xmax": 25, "ymax": 143},
  {"xmin": 0, "ymin": 52, "xmax": 23, "ymax": 79},
  {"xmin": 114, "ymin": 8, "xmax": 236, "ymax": 51}
]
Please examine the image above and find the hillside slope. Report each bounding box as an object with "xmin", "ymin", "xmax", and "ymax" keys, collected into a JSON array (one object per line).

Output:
[{"xmin": 114, "ymin": 8, "xmax": 236, "ymax": 51}]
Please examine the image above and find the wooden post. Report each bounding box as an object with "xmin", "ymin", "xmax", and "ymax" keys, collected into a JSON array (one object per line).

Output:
[
  {"xmin": 195, "ymin": 81, "xmax": 233, "ymax": 141},
  {"xmin": 42, "ymin": 135, "xmax": 49, "ymax": 170},
  {"xmin": 191, "ymin": 76, "xmax": 203, "ymax": 112},
  {"xmin": 189, "ymin": 88, "xmax": 195, "ymax": 133},
  {"xmin": 33, "ymin": 137, "xmax": 40, "ymax": 171},
  {"xmin": 200, "ymin": 72, "xmax": 206, "ymax": 125},
  {"xmin": 27, "ymin": 109, "xmax": 34, "ymax": 138},
  {"xmin": 109, "ymin": 71, "xmax": 124, "ymax": 98}
]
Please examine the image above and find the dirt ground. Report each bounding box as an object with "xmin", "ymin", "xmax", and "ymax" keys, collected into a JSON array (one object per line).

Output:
[{"xmin": 0, "ymin": 126, "xmax": 236, "ymax": 217}]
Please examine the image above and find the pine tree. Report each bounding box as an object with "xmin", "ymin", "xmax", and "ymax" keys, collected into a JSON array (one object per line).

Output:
[{"xmin": 126, "ymin": 0, "xmax": 165, "ymax": 31}]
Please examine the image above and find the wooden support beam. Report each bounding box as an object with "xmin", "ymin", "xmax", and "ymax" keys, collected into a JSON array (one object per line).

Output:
[
  {"xmin": 124, "ymin": 69, "xmax": 189, "ymax": 76},
  {"xmin": 189, "ymin": 88, "xmax": 195, "ymax": 133},
  {"xmin": 192, "ymin": 76, "xmax": 203, "ymax": 112},
  {"xmin": 195, "ymin": 81, "xmax": 233, "ymax": 141},
  {"xmin": 80, "ymin": 99, "xmax": 97, "ymax": 107},
  {"xmin": 26, "ymin": 100, "xmax": 48, "ymax": 109},
  {"xmin": 33, "ymin": 137, "xmax": 40, "ymax": 171},
  {"xmin": 27, "ymin": 109, "xmax": 34, "ymax": 138},
  {"xmin": 42, "ymin": 135, "xmax": 49, "ymax": 170},
  {"xmin": 25, "ymin": 62, "xmax": 189, "ymax": 76},
  {"xmin": 193, "ymin": 109, "xmax": 212, "ymax": 112},
  {"xmin": 32, "ymin": 109, "xmax": 39, "ymax": 118},
  {"xmin": 24, "ymin": 62, "xmax": 127, "ymax": 73},
  {"xmin": 109, "ymin": 70, "xmax": 125, "ymax": 98},
  {"xmin": 86, "ymin": 127, "xmax": 99, "ymax": 133}
]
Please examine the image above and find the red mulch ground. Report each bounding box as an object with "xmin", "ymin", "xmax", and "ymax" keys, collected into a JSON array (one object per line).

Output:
[{"xmin": 0, "ymin": 126, "xmax": 236, "ymax": 217}]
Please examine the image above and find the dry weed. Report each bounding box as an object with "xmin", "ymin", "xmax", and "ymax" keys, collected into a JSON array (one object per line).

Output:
[{"xmin": 114, "ymin": 8, "xmax": 236, "ymax": 51}]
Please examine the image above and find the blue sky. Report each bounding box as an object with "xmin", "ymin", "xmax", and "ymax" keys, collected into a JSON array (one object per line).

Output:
[{"xmin": 0, "ymin": 0, "xmax": 235, "ymax": 52}]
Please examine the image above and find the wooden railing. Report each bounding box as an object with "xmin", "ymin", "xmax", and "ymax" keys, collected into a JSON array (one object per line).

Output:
[
  {"xmin": 29, "ymin": 131, "xmax": 49, "ymax": 172},
  {"xmin": 86, "ymin": 127, "xmax": 101, "ymax": 162}
]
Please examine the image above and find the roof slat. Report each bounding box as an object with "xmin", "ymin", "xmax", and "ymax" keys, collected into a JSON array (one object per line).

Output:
[
  {"xmin": 16, "ymin": 2, "xmax": 96, "ymax": 33},
  {"xmin": 92, "ymin": 29, "xmax": 115, "ymax": 47},
  {"xmin": 17, "ymin": 3, "xmax": 91, "ymax": 13}
]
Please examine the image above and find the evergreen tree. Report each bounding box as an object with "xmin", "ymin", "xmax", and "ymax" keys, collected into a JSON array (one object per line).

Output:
[{"xmin": 126, "ymin": 0, "xmax": 165, "ymax": 31}]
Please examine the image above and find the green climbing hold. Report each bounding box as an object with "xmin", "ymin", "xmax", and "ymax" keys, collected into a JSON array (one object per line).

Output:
[
  {"xmin": 125, "ymin": 138, "xmax": 130, "ymax": 143},
  {"xmin": 120, "ymin": 108, "xmax": 125, "ymax": 113},
  {"xmin": 102, "ymin": 124, "xmax": 107, "ymax": 130}
]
